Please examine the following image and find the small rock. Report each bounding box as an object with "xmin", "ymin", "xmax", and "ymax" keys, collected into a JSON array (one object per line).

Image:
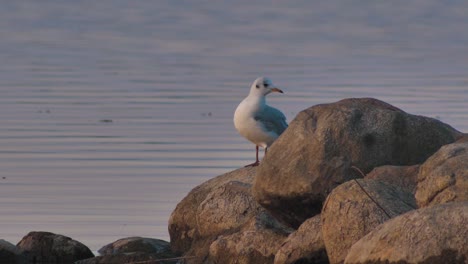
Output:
[
  {"xmin": 274, "ymin": 215, "xmax": 328, "ymax": 264},
  {"xmin": 345, "ymin": 201, "xmax": 468, "ymax": 264},
  {"xmin": 17, "ymin": 231, "xmax": 93, "ymax": 263},
  {"xmin": 321, "ymin": 179, "xmax": 416, "ymax": 264},
  {"xmin": 98, "ymin": 237, "xmax": 174, "ymax": 257}
]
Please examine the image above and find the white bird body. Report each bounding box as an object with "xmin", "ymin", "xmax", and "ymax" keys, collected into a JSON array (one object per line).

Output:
[
  {"xmin": 234, "ymin": 95, "xmax": 281, "ymax": 148},
  {"xmin": 234, "ymin": 77, "xmax": 287, "ymax": 166}
]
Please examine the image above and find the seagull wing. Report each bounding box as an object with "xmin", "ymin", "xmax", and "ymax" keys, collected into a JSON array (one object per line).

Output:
[{"xmin": 254, "ymin": 105, "xmax": 288, "ymax": 136}]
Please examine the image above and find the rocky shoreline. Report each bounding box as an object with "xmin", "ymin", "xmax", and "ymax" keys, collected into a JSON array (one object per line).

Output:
[
  {"xmin": 2, "ymin": 98, "xmax": 467, "ymax": 264},
  {"xmin": 0, "ymin": 233, "xmax": 180, "ymax": 264}
]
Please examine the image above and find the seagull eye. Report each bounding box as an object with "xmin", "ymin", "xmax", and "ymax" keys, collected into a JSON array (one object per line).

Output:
[
  {"xmin": 264, "ymin": 83, "xmax": 269, "ymax": 87},
  {"xmin": 256, "ymin": 85, "xmax": 260, "ymax": 88}
]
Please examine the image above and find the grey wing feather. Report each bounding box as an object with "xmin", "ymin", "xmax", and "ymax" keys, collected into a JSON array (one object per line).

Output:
[{"xmin": 254, "ymin": 105, "xmax": 288, "ymax": 135}]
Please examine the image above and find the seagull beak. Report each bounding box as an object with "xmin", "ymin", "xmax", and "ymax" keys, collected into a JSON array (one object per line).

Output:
[{"xmin": 271, "ymin": 87, "xmax": 284, "ymax": 94}]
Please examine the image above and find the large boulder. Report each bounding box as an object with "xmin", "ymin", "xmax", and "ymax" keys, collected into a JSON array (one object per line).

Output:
[
  {"xmin": 274, "ymin": 215, "xmax": 328, "ymax": 264},
  {"xmin": 253, "ymin": 98, "xmax": 460, "ymax": 228},
  {"xmin": 321, "ymin": 179, "xmax": 416, "ymax": 264},
  {"xmin": 208, "ymin": 211, "xmax": 291, "ymax": 264},
  {"xmin": 415, "ymin": 142, "xmax": 468, "ymax": 207},
  {"xmin": 345, "ymin": 201, "xmax": 468, "ymax": 264},
  {"xmin": 365, "ymin": 164, "xmax": 420, "ymax": 193},
  {"xmin": 16, "ymin": 231, "xmax": 93, "ymax": 263},
  {"xmin": 169, "ymin": 167, "xmax": 260, "ymax": 261}
]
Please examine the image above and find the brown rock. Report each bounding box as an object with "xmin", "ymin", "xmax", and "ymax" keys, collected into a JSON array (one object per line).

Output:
[
  {"xmin": 168, "ymin": 167, "xmax": 257, "ymax": 254},
  {"xmin": 17, "ymin": 231, "xmax": 93, "ymax": 263},
  {"xmin": 415, "ymin": 142, "xmax": 468, "ymax": 207},
  {"xmin": 208, "ymin": 211, "xmax": 292, "ymax": 264},
  {"xmin": 274, "ymin": 215, "xmax": 328, "ymax": 264},
  {"xmin": 345, "ymin": 201, "xmax": 468, "ymax": 264},
  {"xmin": 365, "ymin": 164, "xmax": 420, "ymax": 193},
  {"xmin": 321, "ymin": 179, "xmax": 416, "ymax": 264},
  {"xmin": 254, "ymin": 98, "xmax": 460, "ymax": 228}
]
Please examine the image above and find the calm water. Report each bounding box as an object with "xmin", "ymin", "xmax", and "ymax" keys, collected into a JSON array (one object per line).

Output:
[{"xmin": 1, "ymin": 1, "xmax": 467, "ymax": 251}]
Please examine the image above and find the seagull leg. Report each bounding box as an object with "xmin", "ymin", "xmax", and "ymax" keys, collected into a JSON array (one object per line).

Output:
[{"xmin": 245, "ymin": 145, "xmax": 260, "ymax": 167}]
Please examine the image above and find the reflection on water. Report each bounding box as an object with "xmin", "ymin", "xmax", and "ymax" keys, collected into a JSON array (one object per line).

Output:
[{"xmin": 0, "ymin": 1, "xmax": 467, "ymax": 250}]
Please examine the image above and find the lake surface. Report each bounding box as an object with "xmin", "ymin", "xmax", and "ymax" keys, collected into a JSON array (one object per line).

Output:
[{"xmin": 0, "ymin": 1, "xmax": 467, "ymax": 251}]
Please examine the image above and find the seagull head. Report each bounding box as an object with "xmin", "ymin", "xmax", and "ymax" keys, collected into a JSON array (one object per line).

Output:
[{"xmin": 249, "ymin": 77, "xmax": 283, "ymax": 97}]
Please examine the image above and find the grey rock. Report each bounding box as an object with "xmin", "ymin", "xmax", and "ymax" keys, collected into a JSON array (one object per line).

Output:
[
  {"xmin": 321, "ymin": 179, "xmax": 416, "ymax": 264},
  {"xmin": 253, "ymin": 98, "xmax": 460, "ymax": 228},
  {"xmin": 0, "ymin": 239, "xmax": 24, "ymax": 264},
  {"xmin": 415, "ymin": 142, "xmax": 468, "ymax": 207},
  {"xmin": 98, "ymin": 237, "xmax": 174, "ymax": 257},
  {"xmin": 274, "ymin": 215, "xmax": 328, "ymax": 264},
  {"xmin": 345, "ymin": 201, "xmax": 468, "ymax": 264},
  {"xmin": 78, "ymin": 237, "xmax": 179, "ymax": 264},
  {"xmin": 75, "ymin": 252, "xmax": 179, "ymax": 264},
  {"xmin": 17, "ymin": 231, "xmax": 93, "ymax": 264}
]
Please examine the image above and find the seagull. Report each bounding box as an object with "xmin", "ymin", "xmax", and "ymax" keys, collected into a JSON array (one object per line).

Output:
[{"xmin": 234, "ymin": 77, "xmax": 288, "ymax": 167}]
